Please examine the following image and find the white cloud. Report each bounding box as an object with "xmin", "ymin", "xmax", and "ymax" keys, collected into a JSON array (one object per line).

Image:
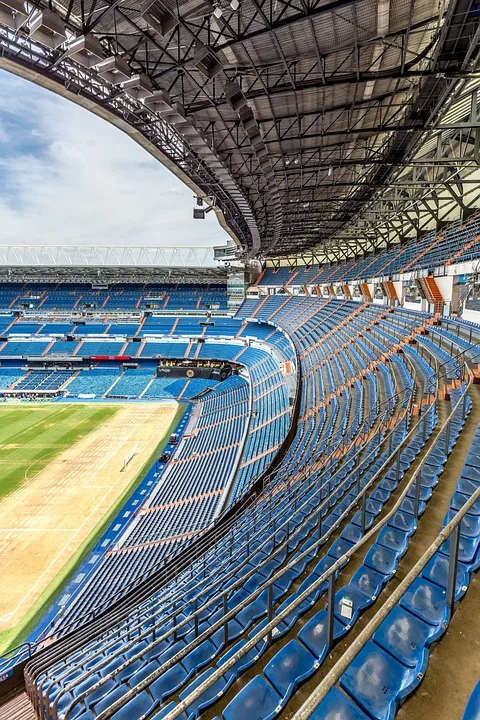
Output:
[{"xmin": 0, "ymin": 70, "xmax": 230, "ymax": 253}]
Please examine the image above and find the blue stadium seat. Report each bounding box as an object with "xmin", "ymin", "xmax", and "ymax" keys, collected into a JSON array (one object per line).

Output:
[{"xmin": 463, "ymin": 682, "xmax": 480, "ymax": 720}]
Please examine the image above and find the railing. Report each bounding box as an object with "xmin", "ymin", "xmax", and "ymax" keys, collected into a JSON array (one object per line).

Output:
[
  {"xmin": 142, "ymin": 343, "xmax": 479, "ymax": 720},
  {"xmin": 0, "ymin": 319, "xmax": 299, "ymax": 668},
  {"xmin": 44, "ymin": 381, "xmax": 424, "ymax": 718},
  {"xmin": 24, "ymin": 332, "xmax": 420, "ymax": 716},
  {"xmin": 8, "ymin": 305, "xmax": 451, "ymax": 703},
  {"xmin": 18, "ymin": 304, "xmax": 393, "ymax": 654},
  {"xmin": 7, "ymin": 304, "xmax": 412, "ymax": 680},
  {"xmin": 51, "ymin": 396, "xmax": 412, "ymax": 720},
  {"xmin": 27, "ymin": 378, "xmax": 409, "ymax": 705}
]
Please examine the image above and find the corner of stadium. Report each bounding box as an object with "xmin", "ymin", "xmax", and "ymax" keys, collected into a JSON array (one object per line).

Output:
[{"xmin": 0, "ymin": 0, "xmax": 480, "ymax": 718}]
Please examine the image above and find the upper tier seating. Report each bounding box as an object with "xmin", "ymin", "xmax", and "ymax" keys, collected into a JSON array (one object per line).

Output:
[
  {"xmin": 0, "ymin": 284, "xmax": 228, "ymax": 311},
  {"xmin": 258, "ymin": 212, "xmax": 480, "ymax": 286}
]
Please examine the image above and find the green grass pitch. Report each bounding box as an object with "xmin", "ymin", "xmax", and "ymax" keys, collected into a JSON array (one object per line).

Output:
[
  {"xmin": 0, "ymin": 403, "xmax": 118, "ymax": 501},
  {"xmin": 0, "ymin": 401, "xmax": 186, "ymax": 656}
]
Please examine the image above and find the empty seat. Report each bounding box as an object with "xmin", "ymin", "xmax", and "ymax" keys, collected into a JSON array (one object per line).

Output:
[
  {"xmin": 222, "ymin": 675, "xmax": 283, "ymax": 720},
  {"xmin": 264, "ymin": 640, "xmax": 317, "ymax": 700},
  {"xmin": 339, "ymin": 641, "xmax": 418, "ymax": 720},
  {"xmin": 463, "ymin": 681, "xmax": 480, "ymax": 720}
]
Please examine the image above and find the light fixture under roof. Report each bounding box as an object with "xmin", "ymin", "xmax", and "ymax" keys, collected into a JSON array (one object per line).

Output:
[
  {"xmin": 0, "ymin": 0, "xmax": 27, "ymax": 31},
  {"xmin": 29, "ymin": 8, "xmax": 66, "ymax": 49},
  {"xmin": 94, "ymin": 56, "xmax": 131, "ymax": 85},
  {"xmin": 65, "ymin": 35, "xmax": 103, "ymax": 68}
]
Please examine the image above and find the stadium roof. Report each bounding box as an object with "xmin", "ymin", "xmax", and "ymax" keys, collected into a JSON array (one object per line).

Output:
[
  {"xmin": 0, "ymin": 246, "xmax": 227, "ymax": 282},
  {"xmin": 0, "ymin": 0, "xmax": 479, "ymax": 262}
]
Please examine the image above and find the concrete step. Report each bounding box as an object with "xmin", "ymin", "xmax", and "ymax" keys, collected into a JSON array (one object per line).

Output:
[{"xmin": 0, "ymin": 692, "xmax": 35, "ymax": 720}]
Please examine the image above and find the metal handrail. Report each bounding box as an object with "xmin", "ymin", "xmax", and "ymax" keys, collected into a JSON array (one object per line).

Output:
[
  {"xmin": 7, "ymin": 306, "xmax": 424, "ymax": 688},
  {"xmin": 292, "ymin": 437, "xmax": 480, "ymax": 719},
  {"xmin": 23, "ymin": 308, "xmax": 404, "ymax": 688},
  {"xmin": 66, "ymin": 396, "xmax": 424, "ymax": 718},
  {"xmin": 146, "ymin": 353, "xmax": 478, "ymax": 720},
  {"xmin": 39, "ymin": 315, "xmax": 422, "ymax": 713},
  {"xmin": 24, "ymin": 306, "xmax": 422, "ymax": 696},
  {"xmin": 51, "ymin": 395, "xmax": 409, "ymax": 719}
]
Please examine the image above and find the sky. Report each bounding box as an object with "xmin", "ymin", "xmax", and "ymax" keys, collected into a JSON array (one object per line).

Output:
[{"xmin": 0, "ymin": 70, "xmax": 230, "ymax": 253}]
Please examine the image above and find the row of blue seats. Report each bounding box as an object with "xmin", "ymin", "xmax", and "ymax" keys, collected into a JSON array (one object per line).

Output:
[
  {"xmin": 50, "ymin": 376, "xmax": 250, "ymax": 631},
  {"xmin": 23, "ymin": 301, "xmax": 467, "ymax": 720},
  {"xmin": 39, "ymin": 383, "xmax": 421, "ymax": 720},
  {"xmin": 0, "ymin": 284, "xmax": 229, "ymax": 311},
  {"xmin": 28, "ymin": 302, "xmax": 414, "ymax": 716},
  {"xmin": 311, "ymin": 418, "xmax": 479, "ymax": 720},
  {"xmin": 257, "ymin": 213, "xmax": 480, "ymax": 286}
]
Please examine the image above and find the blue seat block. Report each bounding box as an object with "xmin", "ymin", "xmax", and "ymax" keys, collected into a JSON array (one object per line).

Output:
[
  {"xmin": 327, "ymin": 538, "xmax": 353, "ymax": 562},
  {"xmin": 419, "ymin": 465, "xmax": 440, "ymax": 487},
  {"xmin": 373, "ymin": 606, "xmax": 436, "ymax": 671},
  {"xmin": 264, "ymin": 640, "xmax": 317, "ymax": 699},
  {"xmin": 451, "ymin": 491, "xmax": 480, "ymax": 516},
  {"xmin": 309, "ymin": 687, "xmax": 370, "ymax": 719},
  {"xmin": 273, "ymin": 568, "xmax": 298, "ymax": 594},
  {"xmin": 377, "ymin": 526, "xmax": 409, "ymax": 556},
  {"xmin": 400, "ymin": 578, "xmax": 449, "ymax": 638},
  {"xmin": 364, "ymin": 544, "xmax": 398, "ymax": 578},
  {"xmin": 422, "ymin": 553, "xmax": 470, "ymax": 601},
  {"xmin": 244, "ymin": 573, "xmax": 268, "ymax": 595},
  {"xmin": 439, "ymin": 534, "xmax": 480, "ymax": 566},
  {"xmin": 351, "ymin": 510, "xmax": 375, "ymax": 529},
  {"xmin": 444, "ymin": 510, "xmax": 480, "ymax": 539},
  {"xmin": 110, "ymin": 690, "xmax": 159, "ymax": 719},
  {"xmin": 388, "ymin": 510, "xmax": 417, "ymax": 534},
  {"xmin": 371, "ymin": 487, "xmax": 390, "ymax": 504},
  {"xmin": 183, "ymin": 640, "xmax": 217, "ymax": 673},
  {"xmin": 313, "ymin": 555, "xmax": 338, "ymax": 578},
  {"xmin": 297, "ymin": 573, "xmax": 326, "ymax": 606},
  {"xmin": 217, "ymin": 640, "xmax": 265, "ymax": 681},
  {"xmin": 150, "ymin": 664, "xmax": 192, "ymax": 702},
  {"xmin": 180, "ymin": 668, "xmax": 229, "ymax": 719},
  {"xmin": 465, "ymin": 453, "xmax": 480, "ymax": 470},
  {"xmin": 251, "ymin": 616, "xmax": 289, "ymax": 642},
  {"xmin": 400, "ymin": 496, "xmax": 426, "ymax": 516},
  {"xmin": 457, "ymin": 477, "xmax": 480, "ymax": 496},
  {"xmin": 339, "ymin": 641, "xmax": 418, "ymax": 720},
  {"xmin": 236, "ymin": 593, "xmax": 269, "ymax": 629},
  {"xmin": 406, "ymin": 483, "xmax": 432, "ymax": 502},
  {"xmin": 350, "ymin": 566, "xmax": 386, "ymax": 599},
  {"xmin": 298, "ymin": 609, "xmax": 346, "ymax": 659},
  {"xmin": 462, "ymin": 465, "xmax": 480, "ymax": 483},
  {"xmin": 462, "ymin": 681, "xmax": 480, "ymax": 720},
  {"xmin": 222, "ymin": 675, "xmax": 283, "ymax": 720},
  {"xmin": 341, "ymin": 523, "xmax": 363, "ymax": 544}
]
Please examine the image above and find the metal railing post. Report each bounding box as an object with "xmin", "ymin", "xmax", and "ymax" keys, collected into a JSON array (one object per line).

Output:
[
  {"xmin": 267, "ymin": 584, "xmax": 273, "ymax": 646},
  {"xmin": 326, "ymin": 574, "xmax": 335, "ymax": 651},
  {"xmin": 413, "ymin": 470, "xmax": 421, "ymax": 521},
  {"xmin": 360, "ymin": 493, "xmax": 367, "ymax": 535},
  {"xmin": 395, "ymin": 447, "xmax": 401, "ymax": 483},
  {"xmin": 223, "ymin": 594, "xmax": 229, "ymax": 647},
  {"xmin": 444, "ymin": 418, "xmax": 451, "ymax": 455},
  {"xmin": 446, "ymin": 524, "xmax": 460, "ymax": 612}
]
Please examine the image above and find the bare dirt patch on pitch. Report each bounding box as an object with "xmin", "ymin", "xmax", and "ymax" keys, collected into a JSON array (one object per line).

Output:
[{"xmin": 0, "ymin": 401, "xmax": 178, "ymax": 633}]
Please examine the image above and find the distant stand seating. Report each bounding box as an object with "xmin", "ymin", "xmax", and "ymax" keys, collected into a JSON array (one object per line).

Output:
[
  {"xmin": 0, "ymin": 283, "xmax": 229, "ymax": 312},
  {"xmin": 257, "ymin": 212, "xmax": 480, "ymax": 286}
]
